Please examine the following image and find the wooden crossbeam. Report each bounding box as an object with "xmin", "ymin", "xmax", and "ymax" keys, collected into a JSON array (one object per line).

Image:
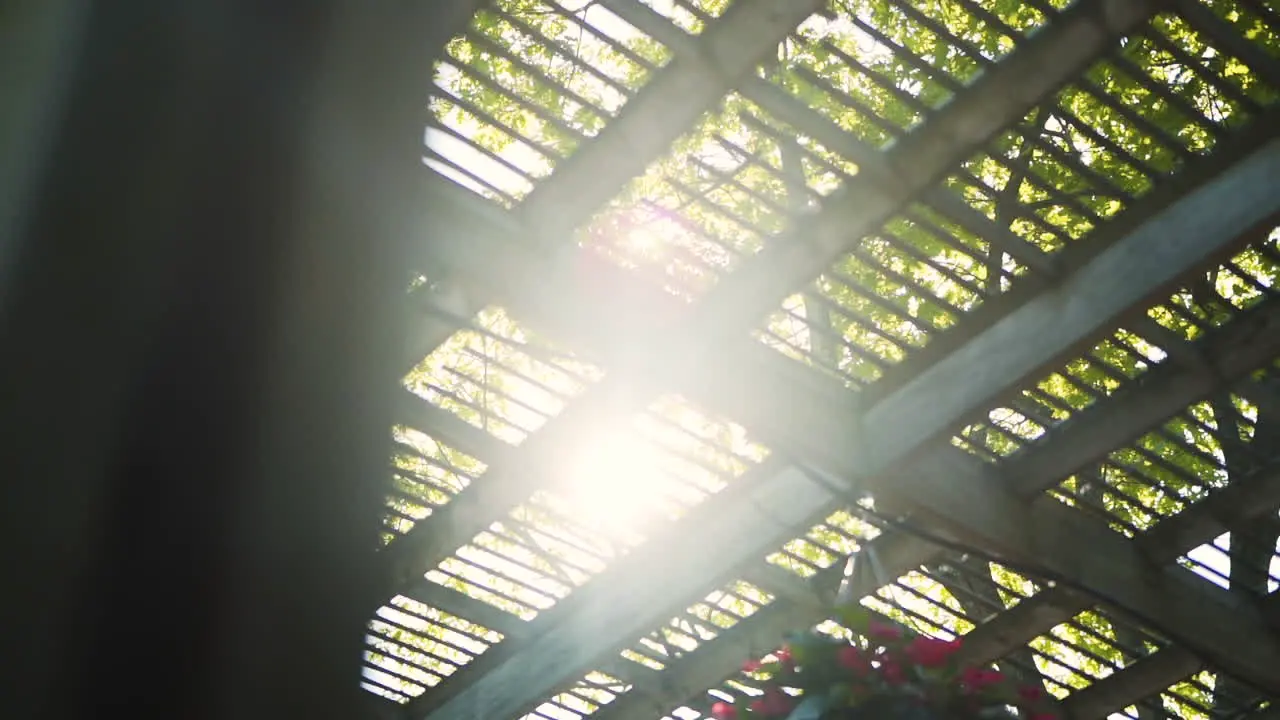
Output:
[
  {"xmin": 901, "ymin": 449, "xmax": 1280, "ymax": 696},
  {"xmin": 682, "ymin": 0, "xmax": 1156, "ymax": 347},
  {"xmin": 950, "ymin": 459, "xmax": 1280, "ymax": 675},
  {"xmin": 586, "ymin": 339, "xmax": 1280, "ymax": 720},
  {"xmin": 404, "ymin": 0, "xmax": 824, "ymax": 365},
  {"xmin": 413, "ymin": 138, "xmax": 1280, "ymax": 720},
  {"xmin": 390, "ymin": 0, "xmax": 1180, "ymax": 598},
  {"xmin": 407, "ymin": 106, "xmax": 1280, "ymax": 457}
]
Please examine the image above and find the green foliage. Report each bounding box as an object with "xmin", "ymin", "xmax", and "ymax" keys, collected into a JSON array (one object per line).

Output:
[{"xmin": 389, "ymin": 0, "xmax": 1280, "ymax": 714}]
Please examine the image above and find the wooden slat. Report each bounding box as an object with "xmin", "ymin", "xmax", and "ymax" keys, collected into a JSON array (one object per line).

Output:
[
  {"xmin": 855, "ymin": 138, "xmax": 1280, "ymax": 486},
  {"xmin": 684, "ymin": 0, "xmax": 1158, "ymax": 346},
  {"xmin": 904, "ymin": 448, "xmax": 1280, "ymax": 695},
  {"xmin": 403, "ymin": 0, "xmax": 825, "ymax": 366},
  {"xmin": 416, "ymin": 464, "xmax": 838, "ymax": 720},
  {"xmin": 417, "ymin": 164, "xmax": 1280, "ymax": 720},
  {"xmin": 587, "ymin": 343, "xmax": 1280, "ymax": 720}
]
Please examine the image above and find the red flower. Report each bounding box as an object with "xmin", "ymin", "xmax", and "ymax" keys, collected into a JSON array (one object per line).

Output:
[
  {"xmin": 711, "ymin": 702, "xmax": 737, "ymax": 720},
  {"xmin": 879, "ymin": 659, "xmax": 907, "ymax": 685},
  {"xmin": 753, "ymin": 688, "xmax": 792, "ymax": 717},
  {"xmin": 904, "ymin": 637, "xmax": 962, "ymax": 668},
  {"xmin": 959, "ymin": 667, "xmax": 1006, "ymax": 693},
  {"xmin": 742, "ymin": 659, "xmax": 762, "ymax": 673},
  {"xmin": 1018, "ymin": 685, "xmax": 1045, "ymax": 703},
  {"xmin": 838, "ymin": 646, "xmax": 872, "ymax": 674},
  {"xmin": 774, "ymin": 647, "xmax": 793, "ymax": 665},
  {"xmin": 867, "ymin": 620, "xmax": 903, "ymax": 641}
]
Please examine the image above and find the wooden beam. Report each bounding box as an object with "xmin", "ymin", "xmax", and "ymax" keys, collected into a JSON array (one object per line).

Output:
[
  {"xmin": 589, "ymin": 432, "xmax": 1280, "ymax": 720},
  {"xmin": 416, "ymin": 463, "xmax": 841, "ymax": 720},
  {"xmin": 1061, "ymin": 592, "xmax": 1280, "ymax": 719},
  {"xmin": 685, "ymin": 0, "xmax": 1157, "ymax": 343},
  {"xmin": 895, "ymin": 449, "xmax": 1280, "ymax": 695},
  {"xmin": 853, "ymin": 137, "xmax": 1280, "ymax": 482},
  {"xmin": 950, "ymin": 458, "xmax": 1280, "ymax": 672},
  {"xmin": 1169, "ymin": 0, "xmax": 1280, "ymax": 87},
  {"xmin": 404, "ymin": 102, "xmax": 1280, "ymax": 720},
  {"xmin": 416, "ymin": 282, "xmax": 1280, "ymax": 720},
  {"xmin": 405, "ymin": 108, "xmax": 1280, "ymax": 454},
  {"xmin": 389, "ymin": 579, "xmax": 650, "ymax": 689},
  {"xmin": 571, "ymin": 305, "xmax": 1280, "ymax": 720},
  {"xmin": 391, "ymin": 387, "xmax": 511, "ymax": 462},
  {"xmin": 590, "ymin": 458, "xmax": 1280, "ymax": 720},
  {"xmin": 400, "ymin": 133, "xmax": 1280, "ymax": 719},
  {"xmin": 380, "ymin": 380, "xmax": 647, "ymax": 591},
  {"xmin": 519, "ymin": 0, "xmax": 825, "ymax": 239},
  {"xmin": 403, "ymin": 0, "xmax": 823, "ymax": 366},
  {"xmin": 1059, "ymin": 650, "xmax": 1205, "ymax": 720}
]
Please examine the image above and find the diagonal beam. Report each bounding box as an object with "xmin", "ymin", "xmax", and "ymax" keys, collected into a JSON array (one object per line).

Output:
[
  {"xmin": 415, "ymin": 462, "xmax": 841, "ymax": 720},
  {"xmin": 1060, "ymin": 595, "xmax": 1280, "ymax": 720},
  {"xmin": 405, "ymin": 0, "xmax": 824, "ymax": 365},
  {"xmin": 586, "ymin": 302, "xmax": 1280, "ymax": 720},
  {"xmin": 410, "ymin": 103, "xmax": 1280, "ymax": 459},
  {"xmin": 388, "ymin": 580, "xmax": 652, "ymax": 693},
  {"xmin": 407, "ymin": 114, "xmax": 1280, "ymax": 720},
  {"xmin": 949, "ymin": 459, "xmax": 1280, "ymax": 674},
  {"xmin": 408, "ymin": 0, "xmax": 1155, "ymax": 367},
  {"xmin": 1058, "ymin": 649, "xmax": 1205, "ymax": 720},
  {"xmin": 417, "ymin": 181, "xmax": 1280, "ymax": 720},
  {"xmin": 738, "ymin": 137, "xmax": 1280, "ymax": 531},
  {"xmin": 927, "ymin": 455, "xmax": 1280, "ymax": 692},
  {"xmin": 550, "ymin": 298, "xmax": 1280, "ymax": 720},
  {"xmin": 401, "ymin": 7, "xmax": 1280, "ymax": 712},
  {"xmin": 613, "ymin": 452, "xmax": 1280, "ymax": 720},
  {"xmin": 684, "ymin": 0, "xmax": 1156, "ymax": 343},
  {"xmin": 518, "ymin": 0, "xmax": 825, "ymax": 238},
  {"xmin": 846, "ymin": 137, "xmax": 1280, "ymax": 495},
  {"xmin": 394, "ymin": 0, "xmax": 1181, "ymax": 591}
]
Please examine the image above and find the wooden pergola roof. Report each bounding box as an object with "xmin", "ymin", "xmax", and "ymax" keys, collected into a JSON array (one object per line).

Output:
[{"xmin": 361, "ymin": 1, "xmax": 1280, "ymax": 719}]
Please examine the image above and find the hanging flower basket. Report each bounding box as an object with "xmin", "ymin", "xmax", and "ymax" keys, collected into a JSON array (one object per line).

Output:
[{"xmin": 710, "ymin": 606, "xmax": 1055, "ymax": 720}]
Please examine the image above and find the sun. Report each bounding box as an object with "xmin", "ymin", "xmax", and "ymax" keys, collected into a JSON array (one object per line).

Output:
[{"xmin": 556, "ymin": 428, "xmax": 667, "ymax": 538}]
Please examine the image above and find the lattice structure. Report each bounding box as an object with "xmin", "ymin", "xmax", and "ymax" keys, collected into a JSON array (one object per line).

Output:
[{"xmin": 364, "ymin": 1, "xmax": 1280, "ymax": 720}]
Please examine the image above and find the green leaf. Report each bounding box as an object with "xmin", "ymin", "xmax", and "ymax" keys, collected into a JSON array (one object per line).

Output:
[{"xmin": 835, "ymin": 603, "xmax": 873, "ymax": 633}]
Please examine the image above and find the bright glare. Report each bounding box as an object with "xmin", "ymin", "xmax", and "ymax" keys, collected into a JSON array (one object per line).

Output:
[
  {"xmin": 558, "ymin": 428, "xmax": 666, "ymax": 537},
  {"xmin": 624, "ymin": 226, "xmax": 664, "ymax": 256}
]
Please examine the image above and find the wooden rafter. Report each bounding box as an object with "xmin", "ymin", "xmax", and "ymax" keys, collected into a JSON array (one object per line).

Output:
[
  {"xmin": 408, "ymin": 139, "xmax": 1280, "ymax": 720},
  {"xmin": 404, "ymin": 0, "xmax": 826, "ymax": 365},
  {"xmin": 387, "ymin": 0, "xmax": 1172, "ymax": 600},
  {"xmin": 372, "ymin": 0, "xmax": 1280, "ymax": 716},
  {"xmin": 584, "ymin": 319, "xmax": 1280, "ymax": 720}
]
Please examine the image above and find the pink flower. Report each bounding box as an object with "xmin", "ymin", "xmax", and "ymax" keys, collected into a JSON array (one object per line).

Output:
[
  {"xmin": 838, "ymin": 646, "xmax": 872, "ymax": 674},
  {"xmin": 904, "ymin": 637, "xmax": 961, "ymax": 668},
  {"xmin": 867, "ymin": 620, "xmax": 903, "ymax": 642},
  {"xmin": 742, "ymin": 659, "xmax": 762, "ymax": 673},
  {"xmin": 959, "ymin": 667, "xmax": 1006, "ymax": 692},
  {"xmin": 754, "ymin": 687, "xmax": 792, "ymax": 716},
  {"xmin": 710, "ymin": 702, "xmax": 737, "ymax": 720},
  {"xmin": 880, "ymin": 659, "xmax": 907, "ymax": 685}
]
